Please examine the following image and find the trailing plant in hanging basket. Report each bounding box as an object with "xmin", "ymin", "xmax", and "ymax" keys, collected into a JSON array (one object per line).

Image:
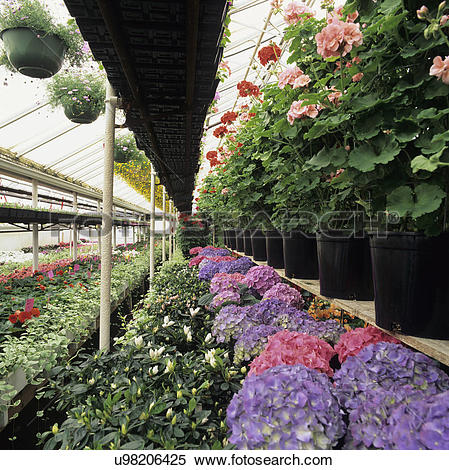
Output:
[
  {"xmin": 47, "ymin": 70, "xmax": 106, "ymax": 123},
  {"xmin": 113, "ymin": 133, "xmax": 147, "ymax": 164},
  {"xmin": 0, "ymin": 0, "xmax": 87, "ymax": 78}
]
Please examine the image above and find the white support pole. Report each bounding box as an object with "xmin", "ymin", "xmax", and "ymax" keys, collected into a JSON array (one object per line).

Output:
[
  {"xmin": 174, "ymin": 208, "xmax": 177, "ymax": 254},
  {"xmin": 72, "ymin": 192, "xmax": 78, "ymax": 261},
  {"xmin": 169, "ymin": 200, "xmax": 173, "ymax": 261},
  {"xmin": 133, "ymin": 220, "xmax": 136, "ymax": 244},
  {"xmin": 32, "ymin": 179, "xmax": 39, "ymax": 272},
  {"xmin": 162, "ymin": 187, "xmax": 166, "ymax": 262},
  {"xmin": 113, "ymin": 205, "xmax": 117, "ymax": 248},
  {"xmin": 97, "ymin": 200, "xmax": 102, "ymax": 255},
  {"xmin": 150, "ymin": 165, "xmax": 156, "ymax": 279},
  {"xmin": 124, "ymin": 223, "xmax": 127, "ymax": 247},
  {"xmin": 99, "ymin": 81, "xmax": 116, "ymax": 352}
]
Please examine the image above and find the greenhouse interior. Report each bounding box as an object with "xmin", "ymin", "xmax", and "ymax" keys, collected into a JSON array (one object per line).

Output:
[{"xmin": 0, "ymin": 0, "xmax": 449, "ymax": 458}]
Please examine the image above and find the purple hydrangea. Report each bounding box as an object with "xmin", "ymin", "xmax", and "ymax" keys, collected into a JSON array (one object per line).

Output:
[
  {"xmin": 199, "ymin": 248, "xmax": 230, "ymax": 257},
  {"xmin": 334, "ymin": 342, "xmax": 449, "ymax": 412},
  {"xmin": 226, "ymin": 364, "xmax": 346, "ymax": 449},
  {"xmin": 299, "ymin": 318, "xmax": 346, "ymax": 345},
  {"xmin": 210, "ymin": 290, "xmax": 241, "ymax": 310},
  {"xmin": 221, "ymin": 257, "xmax": 255, "ymax": 275},
  {"xmin": 241, "ymin": 298, "xmax": 306, "ymax": 326},
  {"xmin": 388, "ymin": 390, "xmax": 449, "ymax": 449},
  {"xmin": 211, "ymin": 304, "xmax": 256, "ymax": 343},
  {"xmin": 344, "ymin": 385, "xmax": 427, "ymax": 450},
  {"xmin": 243, "ymin": 265, "xmax": 282, "ymax": 295},
  {"xmin": 234, "ymin": 324, "xmax": 283, "ymax": 364},
  {"xmin": 198, "ymin": 260, "xmax": 222, "ymax": 281},
  {"xmin": 262, "ymin": 283, "xmax": 304, "ymax": 309},
  {"xmin": 210, "ymin": 274, "xmax": 240, "ymax": 295}
]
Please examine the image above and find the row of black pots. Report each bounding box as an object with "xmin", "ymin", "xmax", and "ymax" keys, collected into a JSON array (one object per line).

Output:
[{"xmin": 223, "ymin": 228, "xmax": 449, "ymax": 340}]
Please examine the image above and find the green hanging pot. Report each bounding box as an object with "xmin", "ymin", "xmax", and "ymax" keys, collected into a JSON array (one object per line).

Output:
[
  {"xmin": 63, "ymin": 101, "xmax": 101, "ymax": 124},
  {"xmin": 0, "ymin": 27, "xmax": 66, "ymax": 78}
]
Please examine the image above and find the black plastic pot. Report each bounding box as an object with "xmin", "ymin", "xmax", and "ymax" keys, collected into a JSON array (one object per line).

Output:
[
  {"xmin": 236, "ymin": 228, "xmax": 244, "ymax": 252},
  {"xmin": 316, "ymin": 232, "xmax": 373, "ymax": 300},
  {"xmin": 223, "ymin": 230, "xmax": 229, "ymax": 248},
  {"xmin": 228, "ymin": 229, "xmax": 237, "ymax": 251},
  {"xmin": 0, "ymin": 27, "xmax": 66, "ymax": 78},
  {"xmin": 63, "ymin": 102, "xmax": 101, "ymax": 124},
  {"xmin": 243, "ymin": 230, "xmax": 253, "ymax": 256},
  {"xmin": 266, "ymin": 230, "xmax": 284, "ymax": 269},
  {"xmin": 251, "ymin": 229, "xmax": 267, "ymax": 261},
  {"xmin": 370, "ymin": 232, "xmax": 449, "ymax": 339},
  {"xmin": 282, "ymin": 231, "xmax": 319, "ymax": 279}
]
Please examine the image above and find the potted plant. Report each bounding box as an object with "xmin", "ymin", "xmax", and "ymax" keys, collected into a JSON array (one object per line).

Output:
[
  {"xmin": 113, "ymin": 133, "xmax": 147, "ymax": 163},
  {"xmin": 0, "ymin": 0, "xmax": 86, "ymax": 78},
  {"xmin": 47, "ymin": 70, "xmax": 106, "ymax": 123}
]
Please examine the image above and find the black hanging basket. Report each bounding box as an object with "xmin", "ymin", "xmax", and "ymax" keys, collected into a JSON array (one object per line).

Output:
[
  {"xmin": 63, "ymin": 102, "xmax": 101, "ymax": 124},
  {"xmin": 370, "ymin": 232, "xmax": 449, "ymax": 339},
  {"xmin": 251, "ymin": 229, "xmax": 267, "ymax": 261},
  {"xmin": 0, "ymin": 27, "xmax": 66, "ymax": 78},
  {"xmin": 265, "ymin": 230, "xmax": 284, "ymax": 269},
  {"xmin": 316, "ymin": 231, "xmax": 373, "ymax": 301},
  {"xmin": 282, "ymin": 231, "xmax": 319, "ymax": 279}
]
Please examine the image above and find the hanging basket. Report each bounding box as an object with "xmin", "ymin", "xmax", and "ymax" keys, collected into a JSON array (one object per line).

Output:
[
  {"xmin": 63, "ymin": 101, "xmax": 101, "ymax": 124},
  {"xmin": 0, "ymin": 27, "xmax": 66, "ymax": 78}
]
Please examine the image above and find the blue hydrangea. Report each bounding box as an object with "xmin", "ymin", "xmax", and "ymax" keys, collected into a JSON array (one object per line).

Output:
[
  {"xmin": 388, "ymin": 390, "xmax": 449, "ymax": 449},
  {"xmin": 241, "ymin": 298, "xmax": 308, "ymax": 326},
  {"xmin": 200, "ymin": 248, "xmax": 230, "ymax": 257},
  {"xmin": 227, "ymin": 364, "xmax": 346, "ymax": 449},
  {"xmin": 334, "ymin": 342, "xmax": 449, "ymax": 412},
  {"xmin": 221, "ymin": 257, "xmax": 255, "ymax": 275},
  {"xmin": 233, "ymin": 324, "xmax": 283, "ymax": 364},
  {"xmin": 211, "ymin": 304, "xmax": 256, "ymax": 343},
  {"xmin": 300, "ymin": 318, "xmax": 346, "ymax": 345}
]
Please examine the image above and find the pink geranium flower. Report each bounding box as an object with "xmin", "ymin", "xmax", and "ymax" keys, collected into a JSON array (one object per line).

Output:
[
  {"xmin": 352, "ymin": 72, "xmax": 364, "ymax": 82},
  {"xmin": 430, "ymin": 56, "xmax": 449, "ymax": 85},
  {"xmin": 287, "ymin": 100, "xmax": 319, "ymax": 125},
  {"xmin": 315, "ymin": 19, "xmax": 363, "ymax": 59},
  {"xmin": 278, "ymin": 65, "xmax": 303, "ymax": 89},
  {"xmin": 284, "ymin": 1, "xmax": 315, "ymax": 25}
]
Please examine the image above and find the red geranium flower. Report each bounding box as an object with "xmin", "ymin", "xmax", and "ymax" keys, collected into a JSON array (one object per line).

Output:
[
  {"xmin": 221, "ymin": 111, "xmax": 238, "ymax": 125},
  {"xmin": 9, "ymin": 312, "xmax": 18, "ymax": 324},
  {"xmin": 237, "ymin": 80, "xmax": 261, "ymax": 98},
  {"xmin": 258, "ymin": 43, "xmax": 282, "ymax": 66},
  {"xmin": 213, "ymin": 125, "xmax": 229, "ymax": 138}
]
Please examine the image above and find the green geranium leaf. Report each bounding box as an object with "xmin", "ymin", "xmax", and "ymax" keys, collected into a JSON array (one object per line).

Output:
[
  {"xmin": 351, "ymin": 93, "xmax": 381, "ymax": 113},
  {"xmin": 387, "ymin": 186, "xmax": 413, "ymax": 217},
  {"xmin": 393, "ymin": 120, "xmax": 420, "ymax": 143},
  {"xmin": 413, "ymin": 183, "xmax": 445, "ymax": 218},
  {"xmin": 411, "ymin": 155, "xmax": 440, "ymax": 173},
  {"xmin": 354, "ymin": 113, "xmax": 382, "ymax": 140},
  {"xmin": 424, "ymin": 79, "xmax": 449, "ymax": 99}
]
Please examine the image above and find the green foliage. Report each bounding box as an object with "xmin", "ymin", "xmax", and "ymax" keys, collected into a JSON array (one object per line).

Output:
[
  {"xmin": 39, "ymin": 257, "xmax": 245, "ymax": 450},
  {"xmin": 175, "ymin": 214, "xmax": 211, "ymax": 257}
]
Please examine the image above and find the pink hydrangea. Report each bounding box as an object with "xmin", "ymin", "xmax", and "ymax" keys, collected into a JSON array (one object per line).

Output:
[
  {"xmin": 249, "ymin": 330, "xmax": 336, "ymax": 377},
  {"xmin": 315, "ymin": 19, "xmax": 363, "ymax": 59},
  {"xmin": 429, "ymin": 56, "xmax": 449, "ymax": 85},
  {"xmin": 189, "ymin": 255, "xmax": 206, "ymax": 267},
  {"xmin": 284, "ymin": 1, "xmax": 315, "ymax": 25},
  {"xmin": 334, "ymin": 325, "xmax": 401, "ymax": 363},
  {"xmin": 189, "ymin": 247, "xmax": 204, "ymax": 255},
  {"xmin": 287, "ymin": 100, "xmax": 319, "ymax": 125},
  {"xmin": 243, "ymin": 265, "xmax": 282, "ymax": 295},
  {"xmin": 210, "ymin": 273, "xmax": 241, "ymax": 294},
  {"xmin": 210, "ymin": 290, "xmax": 241, "ymax": 309},
  {"xmin": 262, "ymin": 282, "xmax": 304, "ymax": 309},
  {"xmin": 207, "ymin": 256, "xmax": 236, "ymax": 262}
]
